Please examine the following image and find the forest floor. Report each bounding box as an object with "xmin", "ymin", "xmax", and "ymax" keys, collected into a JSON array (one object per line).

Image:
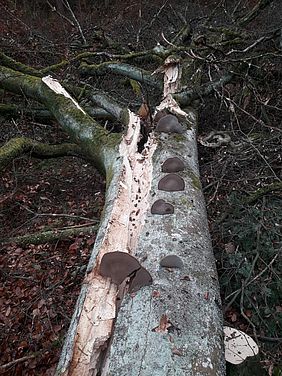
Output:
[{"xmin": 0, "ymin": 1, "xmax": 281, "ymax": 375}]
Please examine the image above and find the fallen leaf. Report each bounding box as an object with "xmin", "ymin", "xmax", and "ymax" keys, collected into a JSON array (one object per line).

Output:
[
  {"xmin": 225, "ymin": 242, "xmax": 235, "ymax": 254},
  {"xmin": 152, "ymin": 290, "xmax": 160, "ymax": 298},
  {"xmin": 224, "ymin": 326, "xmax": 259, "ymax": 364},
  {"xmin": 172, "ymin": 347, "xmax": 183, "ymax": 356},
  {"xmin": 231, "ymin": 313, "xmax": 237, "ymax": 322},
  {"xmin": 152, "ymin": 314, "xmax": 171, "ymax": 333},
  {"xmin": 5, "ymin": 306, "xmax": 11, "ymax": 317}
]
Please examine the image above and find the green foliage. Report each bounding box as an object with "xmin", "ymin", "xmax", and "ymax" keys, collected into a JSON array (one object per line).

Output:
[{"xmin": 219, "ymin": 193, "xmax": 282, "ymax": 337}]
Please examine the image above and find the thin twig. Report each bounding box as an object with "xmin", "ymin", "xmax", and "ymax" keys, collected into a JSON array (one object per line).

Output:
[
  {"xmin": 46, "ymin": 0, "xmax": 75, "ymax": 26},
  {"xmin": 136, "ymin": 0, "xmax": 168, "ymax": 43},
  {"xmin": 18, "ymin": 204, "xmax": 98, "ymax": 222},
  {"xmin": 0, "ymin": 355, "xmax": 36, "ymax": 371},
  {"xmin": 240, "ymin": 280, "xmax": 257, "ymax": 338},
  {"xmin": 226, "ymin": 36, "xmax": 265, "ymax": 55},
  {"xmin": 63, "ymin": 0, "xmax": 87, "ymax": 44},
  {"xmin": 256, "ymin": 335, "xmax": 282, "ymax": 343}
]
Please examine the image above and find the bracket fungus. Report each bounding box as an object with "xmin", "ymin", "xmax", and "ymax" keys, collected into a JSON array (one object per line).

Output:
[
  {"xmin": 100, "ymin": 252, "xmax": 152, "ymax": 292},
  {"xmin": 100, "ymin": 252, "xmax": 140, "ymax": 284},
  {"xmin": 151, "ymin": 199, "xmax": 174, "ymax": 215},
  {"xmin": 154, "ymin": 110, "xmax": 168, "ymax": 123},
  {"xmin": 158, "ymin": 173, "xmax": 185, "ymax": 192},
  {"xmin": 129, "ymin": 267, "xmax": 153, "ymax": 293},
  {"xmin": 161, "ymin": 157, "xmax": 185, "ymax": 173},
  {"xmin": 155, "ymin": 114, "xmax": 184, "ymax": 134},
  {"xmin": 160, "ymin": 255, "xmax": 184, "ymax": 269}
]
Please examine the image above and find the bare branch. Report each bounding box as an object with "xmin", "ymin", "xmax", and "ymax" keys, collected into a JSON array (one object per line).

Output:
[
  {"xmin": 174, "ymin": 71, "xmax": 234, "ymax": 106},
  {"xmin": 46, "ymin": 0, "xmax": 75, "ymax": 26},
  {"xmin": 0, "ymin": 355, "xmax": 36, "ymax": 372},
  {"xmin": 238, "ymin": 0, "xmax": 273, "ymax": 27},
  {"xmin": 63, "ymin": 0, "xmax": 87, "ymax": 44}
]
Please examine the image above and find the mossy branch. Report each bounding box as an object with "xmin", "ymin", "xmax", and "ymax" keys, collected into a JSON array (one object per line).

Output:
[
  {"xmin": 0, "ymin": 137, "xmax": 83, "ymax": 171},
  {"xmin": 40, "ymin": 60, "xmax": 69, "ymax": 75},
  {"xmin": 84, "ymin": 87, "xmax": 127, "ymax": 123},
  {"xmin": 73, "ymin": 44, "xmax": 186, "ymax": 63},
  {"xmin": 0, "ymin": 66, "xmax": 121, "ymax": 173},
  {"xmin": 1, "ymin": 225, "xmax": 99, "ymax": 246},
  {"xmin": 79, "ymin": 61, "xmax": 162, "ymax": 89},
  {"xmin": 0, "ymin": 52, "xmax": 43, "ymax": 77},
  {"xmin": 174, "ymin": 71, "xmax": 234, "ymax": 106},
  {"xmin": 0, "ymin": 103, "xmax": 114, "ymax": 122},
  {"xmin": 0, "ymin": 104, "xmax": 53, "ymax": 122},
  {"xmin": 61, "ymin": 81, "xmax": 128, "ymax": 123}
]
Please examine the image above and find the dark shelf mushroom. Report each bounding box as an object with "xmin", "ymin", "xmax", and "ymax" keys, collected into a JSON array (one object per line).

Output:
[
  {"xmin": 161, "ymin": 157, "xmax": 185, "ymax": 173},
  {"xmin": 154, "ymin": 110, "xmax": 168, "ymax": 123},
  {"xmin": 158, "ymin": 174, "xmax": 185, "ymax": 191},
  {"xmin": 129, "ymin": 267, "xmax": 152, "ymax": 293},
  {"xmin": 151, "ymin": 199, "xmax": 174, "ymax": 215},
  {"xmin": 156, "ymin": 114, "xmax": 184, "ymax": 134},
  {"xmin": 160, "ymin": 255, "xmax": 184, "ymax": 269},
  {"xmin": 100, "ymin": 251, "xmax": 140, "ymax": 284}
]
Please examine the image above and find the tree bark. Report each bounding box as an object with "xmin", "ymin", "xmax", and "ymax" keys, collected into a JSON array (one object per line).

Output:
[
  {"xmin": 0, "ymin": 60, "xmax": 225, "ymax": 376},
  {"xmin": 104, "ymin": 110, "xmax": 225, "ymax": 376},
  {"xmin": 57, "ymin": 65, "xmax": 224, "ymax": 374}
]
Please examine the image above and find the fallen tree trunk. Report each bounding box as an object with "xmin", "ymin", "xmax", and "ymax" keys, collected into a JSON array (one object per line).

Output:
[
  {"xmin": 102, "ymin": 110, "xmax": 225, "ymax": 376},
  {"xmin": 55, "ymin": 61, "xmax": 225, "ymax": 375},
  {"xmin": 0, "ymin": 57, "xmax": 225, "ymax": 376}
]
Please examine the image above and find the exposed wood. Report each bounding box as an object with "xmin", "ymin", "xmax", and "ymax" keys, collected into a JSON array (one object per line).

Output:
[
  {"xmin": 56, "ymin": 109, "xmax": 157, "ymax": 375},
  {"xmin": 56, "ymin": 58, "xmax": 225, "ymax": 376},
  {"xmin": 0, "ymin": 52, "xmax": 225, "ymax": 376}
]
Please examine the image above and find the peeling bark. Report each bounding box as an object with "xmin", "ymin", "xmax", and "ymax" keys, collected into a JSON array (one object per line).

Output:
[
  {"xmin": 101, "ymin": 61, "xmax": 225, "ymax": 376},
  {"xmin": 104, "ymin": 107, "xmax": 225, "ymax": 376},
  {"xmin": 56, "ymin": 110, "xmax": 158, "ymax": 375}
]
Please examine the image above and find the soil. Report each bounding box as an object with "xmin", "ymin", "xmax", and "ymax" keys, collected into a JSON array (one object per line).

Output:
[{"xmin": 0, "ymin": 1, "xmax": 281, "ymax": 375}]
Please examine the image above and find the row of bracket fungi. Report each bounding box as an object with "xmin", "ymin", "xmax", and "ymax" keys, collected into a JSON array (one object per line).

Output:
[
  {"xmin": 99, "ymin": 113, "xmax": 185, "ymax": 293},
  {"xmin": 152, "ymin": 114, "xmax": 185, "ymax": 214},
  {"xmin": 151, "ymin": 113, "xmax": 185, "ymax": 269}
]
